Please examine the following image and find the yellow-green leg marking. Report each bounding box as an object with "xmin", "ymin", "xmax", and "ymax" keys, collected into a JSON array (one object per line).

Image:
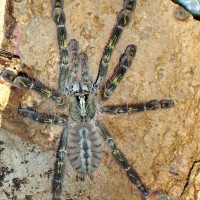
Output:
[
  {"xmin": 52, "ymin": 0, "xmax": 69, "ymax": 93},
  {"xmin": 97, "ymin": 120, "xmax": 149, "ymax": 198},
  {"xmin": 18, "ymin": 108, "xmax": 68, "ymax": 125},
  {"xmin": 53, "ymin": 127, "xmax": 70, "ymax": 199},
  {"xmin": 102, "ymin": 45, "xmax": 137, "ymax": 100},
  {"xmin": 101, "ymin": 100, "xmax": 175, "ymax": 114},
  {"xmin": 93, "ymin": 0, "xmax": 136, "ymax": 94}
]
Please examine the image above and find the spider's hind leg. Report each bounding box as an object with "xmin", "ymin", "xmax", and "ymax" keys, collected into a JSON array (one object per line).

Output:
[
  {"xmin": 96, "ymin": 120, "xmax": 149, "ymax": 198},
  {"xmin": 102, "ymin": 44, "xmax": 137, "ymax": 100},
  {"xmin": 53, "ymin": 127, "xmax": 70, "ymax": 199}
]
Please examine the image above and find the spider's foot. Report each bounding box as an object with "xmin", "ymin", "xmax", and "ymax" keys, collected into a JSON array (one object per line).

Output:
[
  {"xmin": 146, "ymin": 100, "xmax": 174, "ymax": 110},
  {"xmin": 137, "ymin": 184, "xmax": 150, "ymax": 199},
  {"xmin": 1, "ymin": 70, "xmax": 16, "ymax": 83},
  {"xmin": 52, "ymin": 179, "xmax": 62, "ymax": 200},
  {"xmin": 52, "ymin": 0, "xmax": 64, "ymax": 9},
  {"xmin": 124, "ymin": 0, "xmax": 137, "ymax": 12},
  {"xmin": 160, "ymin": 99, "xmax": 175, "ymax": 109}
]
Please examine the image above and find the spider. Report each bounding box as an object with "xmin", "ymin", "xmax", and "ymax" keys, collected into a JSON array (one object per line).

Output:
[{"xmin": 0, "ymin": 0, "xmax": 174, "ymax": 199}]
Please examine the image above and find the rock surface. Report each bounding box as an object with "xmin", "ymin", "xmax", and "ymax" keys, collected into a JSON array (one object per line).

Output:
[
  {"xmin": 0, "ymin": 0, "xmax": 200, "ymax": 200},
  {"xmin": 0, "ymin": 0, "xmax": 6, "ymax": 43}
]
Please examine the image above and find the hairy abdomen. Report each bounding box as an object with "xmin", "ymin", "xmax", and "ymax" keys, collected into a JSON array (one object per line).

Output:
[{"xmin": 67, "ymin": 123, "xmax": 103, "ymax": 174}]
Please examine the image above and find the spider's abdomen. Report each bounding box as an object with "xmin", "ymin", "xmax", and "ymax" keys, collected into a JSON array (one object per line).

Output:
[{"xmin": 67, "ymin": 123, "xmax": 103, "ymax": 174}]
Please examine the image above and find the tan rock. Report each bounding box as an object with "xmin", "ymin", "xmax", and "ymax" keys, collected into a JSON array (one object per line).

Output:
[{"xmin": 0, "ymin": 0, "xmax": 200, "ymax": 200}]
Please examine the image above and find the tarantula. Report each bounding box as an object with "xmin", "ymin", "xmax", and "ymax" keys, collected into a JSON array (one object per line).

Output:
[{"xmin": 0, "ymin": 0, "xmax": 174, "ymax": 199}]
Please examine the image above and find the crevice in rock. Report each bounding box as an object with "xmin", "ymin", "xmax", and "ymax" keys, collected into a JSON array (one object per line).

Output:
[{"xmin": 181, "ymin": 160, "xmax": 200, "ymax": 196}]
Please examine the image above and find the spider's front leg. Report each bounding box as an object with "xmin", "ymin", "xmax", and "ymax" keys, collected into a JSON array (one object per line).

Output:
[
  {"xmin": 102, "ymin": 44, "xmax": 137, "ymax": 100},
  {"xmin": 1, "ymin": 70, "xmax": 65, "ymax": 106},
  {"xmin": 93, "ymin": 0, "xmax": 136, "ymax": 94},
  {"xmin": 101, "ymin": 100, "xmax": 174, "ymax": 114},
  {"xmin": 52, "ymin": 0, "xmax": 70, "ymax": 93},
  {"xmin": 96, "ymin": 120, "xmax": 149, "ymax": 198}
]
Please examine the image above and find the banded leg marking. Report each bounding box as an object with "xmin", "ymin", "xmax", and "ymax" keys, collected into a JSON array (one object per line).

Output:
[
  {"xmin": 93, "ymin": 0, "xmax": 137, "ymax": 94},
  {"xmin": 53, "ymin": 127, "xmax": 70, "ymax": 199},
  {"xmin": 14, "ymin": 76, "xmax": 64, "ymax": 105},
  {"xmin": 103, "ymin": 45, "xmax": 137, "ymax": 100},
  {"xmin": 101, "ymin": 100, "xmax": 175, "ymax": 114},
  {"xmin": 52, "ymin": 1, "xmax": 69, "ymax": 93},
  {"xmin": 96, "ymin": 120, "xmax": 149, "ymax": 198},
  {"xmin": 1, "ymin": 70, "xmax": 65, "ymax": 105},
  {"xmin": 18, "ymin": 108, "xmax": 68, "ymax": 125}
]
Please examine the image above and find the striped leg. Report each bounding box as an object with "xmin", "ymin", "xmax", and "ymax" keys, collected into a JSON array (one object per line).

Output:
[
  {"xmin": 101, "ymin": 100, "xmax": 174, "ymax": 114},
  {"xmin": 18, "ymin": 108, "xmax": 68, "ymax": 125},
  {"xmin": 93, "ymin": 0, "xmax": 137, "ymax": 94},
  {"xmin": 80, "ymin": 52, "xmax": 93, "ymax": 91},
  {"xmin": 96, "ymin": 121, "xmax": 149, "ymax": 198},
  {"xmin": 67, "ymin": 39, "xmax": 79, "ymax": 87},
  {"xmin": 53, "ymin": 127, "xmax": 70, "ymax": 200},
  {"xmin": 1, "ymin": 70, "xmax": 64, "ymax": 105},
  {"xmin": 102, "ymin": 45, "xmax": 137, "ymax": 100},
  {"xmin": 52, "ymin": 0, "xmax": 70, "ymax": 93}
]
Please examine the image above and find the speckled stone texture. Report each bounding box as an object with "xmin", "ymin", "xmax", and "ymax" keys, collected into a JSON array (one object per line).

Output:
[
  {"xmin": 0, "ymin": 0, "xmax": 6, "ymax": 43},
  {"xmin": 0, "ymin": 0, "xmax": 200, "ymax": 200}
]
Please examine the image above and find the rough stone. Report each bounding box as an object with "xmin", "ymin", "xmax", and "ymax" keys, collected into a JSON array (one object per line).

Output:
[{"xmin": 0, "ymin": 0, "xmax": 200, "ymax": 200}]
